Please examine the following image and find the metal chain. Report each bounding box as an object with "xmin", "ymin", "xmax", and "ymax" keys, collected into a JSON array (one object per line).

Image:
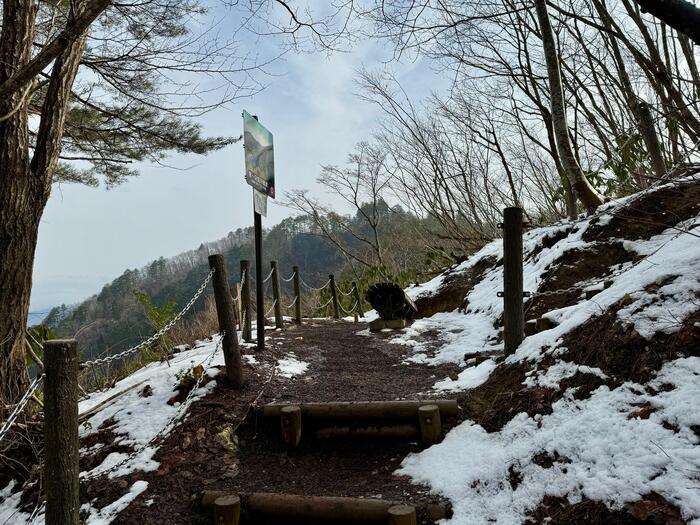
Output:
[
  {"xmin": 301, "ymin": 278, "xmax": 331, "ymax": 292},
  {"xmin": 81, "ymin": 270, "xmax": 214, "ymax": 369},
  {"xmin": 337, "ymin": 286, "xmax": 354, "ymax": 297},
  {"xmin": 264, "ymin": 299, "xmax": 277, "ymax": 318},
  {"xmin": 285, "ymin": 296, "xmax": 298, "ymax": 309},
  {"xmin": 339, "ymin": 301, "xmax": 359, "ymax": 315},
  {"xmin": 281, "ymin": 271, "xmax": 296, "ymax": 283},
  {"xmin": 82, "ymin": 335, "xmax": 223, "ymax": 481},
  {"xmin": 0, "ymin": 374, "xmax": 44, "ymax": 445},
  {"xmin": 315, "ymin": 297, "xmax": 334, "ymax": 310}
]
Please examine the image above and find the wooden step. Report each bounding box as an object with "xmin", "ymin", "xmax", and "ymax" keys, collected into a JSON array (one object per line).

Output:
[
  {"xmin": 261, "ymin": 400, "xmax": 459, "ymax": 419},
  {"xmin": 200, "ymin": 491, "xmax": 452, "ymax": 524},
  {"xmin": 262, "ymin": 400, "xmax": 459, "ymax": 448}
]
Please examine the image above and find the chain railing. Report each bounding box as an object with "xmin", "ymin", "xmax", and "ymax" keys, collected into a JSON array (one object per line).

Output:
[
  {"xmin": 0, "ymin": 374, "xmax": 44, "ymax": 446},
  {"xmin": 338, "ymin": 301, "xmax": 359, "ymax": 315},
  {"xmin": 264, "ymin": 299, "xmax": 277, "ymax": 318},
  {"xmin": 82, "ymin": 335, "xmax": 223, "ymax": 481},
  {"xmin": 81, "ymin": 269, "xmax": 214, "ymax": 369},
  {"xmin": 281, "ymin": 271, "xmax": 296, "ymax": 283},
  {"xmin": 261, "ymin": 268, "xmax": 275, "ymax": 283},
  {"xmin": 300, "ymin": 277, "xmax": 331, "ymax": 292}
]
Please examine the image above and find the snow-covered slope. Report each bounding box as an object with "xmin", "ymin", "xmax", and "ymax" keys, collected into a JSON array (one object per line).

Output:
[
  {"xmin": 389, "ymin": 177, "xmax": 700, "ymax": 524},
  {"xmin": 0, "ymin": 334, "xmax": 309, "ymax": 524}
]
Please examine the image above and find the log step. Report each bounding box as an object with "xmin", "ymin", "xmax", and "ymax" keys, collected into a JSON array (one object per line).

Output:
[
  {"xmin": 201, "ymin": 491, "xmax": 451, "ymax": 523},
  {"xmin": 261, "ymin": 400, "xmax": 459, "ymax": 419}
]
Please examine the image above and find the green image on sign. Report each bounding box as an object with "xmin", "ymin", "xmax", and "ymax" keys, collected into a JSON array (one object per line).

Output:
[{"xmin": 243, "ymin": 110, "xmax": 275, "ymax": 200}]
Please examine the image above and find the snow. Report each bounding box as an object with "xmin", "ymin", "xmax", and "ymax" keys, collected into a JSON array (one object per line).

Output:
[
  {"xmin": 0, "ymin": 325, "xmax": 310, "ymax": 524},
  {"xmin": 433, "ymin": 359, "xmax": 498, "ymax": 392},
  {"xmin": 78, "ymin": 336, "xmax": 226, "ymax": 480},
  {"xmin": 385, "ymin": 184, "xmax": 700, "ymax": 523},
  {"xmin": 399, "ymin": 358, "xmax": 700, "ymax": 524},
  {"xmin": 275, "ymin": 353, "xmax": 309, "ymax": 378},
  {"xmin": 83, "ymin": 481, "xmax": 149, "ymax": 525},
  {"xmin": 523, "ymin": 361, "xmax": 608, "ymax": 389},
  {"xmin": 4, "ymin": 180, "xmax": 699, "ymax": 525}
]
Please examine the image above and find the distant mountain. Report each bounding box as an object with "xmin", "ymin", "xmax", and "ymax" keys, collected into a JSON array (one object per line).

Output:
[{"xmin": 44, "ymin": 215, "xmax": 347, "ymax": 360}]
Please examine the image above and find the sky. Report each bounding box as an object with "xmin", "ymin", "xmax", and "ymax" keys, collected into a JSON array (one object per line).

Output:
[{"xmin": 28, "ymin": 7, "xmax": 447, "ymax": 321}]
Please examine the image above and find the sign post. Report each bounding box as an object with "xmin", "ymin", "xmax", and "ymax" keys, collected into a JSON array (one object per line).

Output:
[{"xmin": 243, "ymin": 111, "xmax": 275, "ymax": 350}]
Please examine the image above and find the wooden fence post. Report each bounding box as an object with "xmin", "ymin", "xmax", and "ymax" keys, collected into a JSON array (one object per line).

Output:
[
  {"xmin": 44, "ymin": 339, "xmax": 79, "ymax": 525},
  {"xmin": 270, "ymin": 261, "xmax": 283, "ymax": 329},
  {"xmin": 209, "ymin": 255, "xmax": 243, "ymax": 387},
  {"xmin": 232, "ymin": 283, "xmax": 242, "ymax": 328},
  {"xmin": 292, "ymin": 265, "xmax": 302, "ymax": 324},
  {"xmin": 329, "ymin": 274, "xmax": 340, "ymax": 319},
  {"xmin": 352, "ymin": 281, "xmax": 364, "ymax": 318},
  {"xmin": 240, "ymin": 260, "xmax": 252, "ymax": 342},
  {"xmin": 503, "ymin": 207, "xmax": 524, "ymax": 355}
]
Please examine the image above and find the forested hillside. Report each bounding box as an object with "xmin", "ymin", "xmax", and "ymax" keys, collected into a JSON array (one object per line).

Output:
[{"xmin": 42, "ymin": 202, "xmax": 435, "ymax": 361}]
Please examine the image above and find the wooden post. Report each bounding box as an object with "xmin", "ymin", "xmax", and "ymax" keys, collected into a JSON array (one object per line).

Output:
[
  {"xmin": 254, "ymin": 212, "xmax": 265, "ymax": 351},
  {"xmin": 352, "ymin": 281, "xmax": 364, "ymax": 318},
  {"xmin": 233, "ymin": 283, "xmax": 242, "ymax": 328},
  {"xmin": 209, "ymin": 255, "xmax": 243, "ymax": 387},
  {"xmin": 418, "ymin": 404, "xmax": 442, "ymax": 445},
  {"xmin": 292, "ymin": 265, "xmax": 302, "ymax": 324},
  {"xmin": 44, "ymin": 339, "xmax": 79, "ymax": 525},
  {"xmin": 635, "ymin": 99, "xmax": 667, "ymax": 180},
  {"xmin": 503, "ymin": 207, "xmax": 524, "ymax": 355},
  {"xmin": 388, "ymin": 505, "xmax": 417, "ymax": 525},
  {"xmin": 214, "ymin": 495, "xmax": 241, "ymax": 525},
  {"xmin": 270, "ymin": 261, "xmax": 283, "ymax": 329},
  {"xmin": 329, "ymin": 274, "xmax": 340, "ymax": 319},
  {"xmin": 240, "ymin": 260, "xmax": 252, "ymax": 342},
  {"xmin": 280, "ymin": 405, "xmax": 302, "ymax": 449}
]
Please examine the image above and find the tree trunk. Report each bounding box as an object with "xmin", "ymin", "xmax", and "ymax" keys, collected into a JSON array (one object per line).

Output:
[
  {"xmin": 0, "ymin": 0, "xmax": 38, "ymax": 405},
  {"xmin": 0, "ymin": 0, "xmax": 90, "ymax": 405},
  {"xmin": 534, "ymin": 0, "xmax": 605, "ymax": 213}
]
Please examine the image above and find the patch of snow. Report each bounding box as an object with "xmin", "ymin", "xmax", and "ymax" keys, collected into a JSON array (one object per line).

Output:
[
  {"xmin": 523, "ymin": 361, "xmax": 608, "ymax": 389},
  {"xmin": 399, "ymin": 357, "xmax": 700, "ymax": 525},
  {"xmin": 276, "ymin": 353, "xmax": 309, "ymax": 378},
  {"xmin": 83, "ymin": 480, "xmax": 149, "ymax": 525},
  {"xmin": 433, "ymin": 359, "xmax": 498, "ymax": 392}
]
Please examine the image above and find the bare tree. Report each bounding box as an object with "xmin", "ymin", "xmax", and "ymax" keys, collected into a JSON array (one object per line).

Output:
[{"xmin": 0, "ymin": 0, "xmax": 352, "ymax": 405}]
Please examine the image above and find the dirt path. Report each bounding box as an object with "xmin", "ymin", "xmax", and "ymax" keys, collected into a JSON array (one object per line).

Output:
[{"xmin": 105, "ymin": 319, "xmax": 461, "ymax": 524}]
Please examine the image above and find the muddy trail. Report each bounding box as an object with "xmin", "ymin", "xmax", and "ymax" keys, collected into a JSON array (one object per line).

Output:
[{"xmin": 94, "ymin": 319, "xmax": 462, "ymax": 524}]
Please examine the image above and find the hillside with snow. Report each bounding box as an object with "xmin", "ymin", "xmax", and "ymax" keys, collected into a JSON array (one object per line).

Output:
[
  {"xmin": 390, "ymin": 175, "xmax": 700, "ymax": 524},
  {"xmin": 1, "ymin": 176, "xmax": 698, "ymax": 524}
]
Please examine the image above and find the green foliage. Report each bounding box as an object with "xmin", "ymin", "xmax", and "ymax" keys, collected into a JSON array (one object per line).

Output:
[
  {"xmin": 26, "ymin": 324, "xmax": 56, "ymax": 368},
  {"xmin": 133, "ymin": 290, "xmax": 177, "ymax": 356},
  {"xmin": 589, "ymin": 133, "xmax": 647, "ymax": 196}
]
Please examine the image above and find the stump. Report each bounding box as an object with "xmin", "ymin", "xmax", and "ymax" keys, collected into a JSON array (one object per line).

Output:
[
  {"xmin": 418, "ymin": 404, "xmax": 441, "ymax": 445},
  {"xmin": 388, "ymin": 505, "xmax": 417, "ymax": 525},
  {"xmin": 366, "ymin": 282, "xmax": 417, "ymax": 320},
  {"xmin": 214, "ymin": 495, "xmax": 240, "ymax": 525},
  {"xmin": 280, "ymin": 405, "xmax": 302, "ymax": 449}
]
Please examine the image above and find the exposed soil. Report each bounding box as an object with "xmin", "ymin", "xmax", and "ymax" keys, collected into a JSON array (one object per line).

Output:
[
  {"xmin": 80, "ymin": 320, "xmax": 462, "ymax": 525},
  {"xmin": 583, "ymin": 179, "xmax": 700, "ymax": 242},
  {"xmin": 414, "ymin": 256, "xmax": 497, "ymax": 318},
  {"xmin": 525, "ymin": 241, "xmax": 638, "ymax": 319},
  {"xmin": 529, "ymin": 493, "xmax": 685, "ymax": 525},
  {"xmin": 560, "ymin": 302, "xmax": 700, "ymax": 385}
]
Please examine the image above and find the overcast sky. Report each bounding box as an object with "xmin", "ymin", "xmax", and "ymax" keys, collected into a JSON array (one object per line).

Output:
[{"xmin": 29, "ymin": 18, "xmax": 446, "ymax": 320}]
